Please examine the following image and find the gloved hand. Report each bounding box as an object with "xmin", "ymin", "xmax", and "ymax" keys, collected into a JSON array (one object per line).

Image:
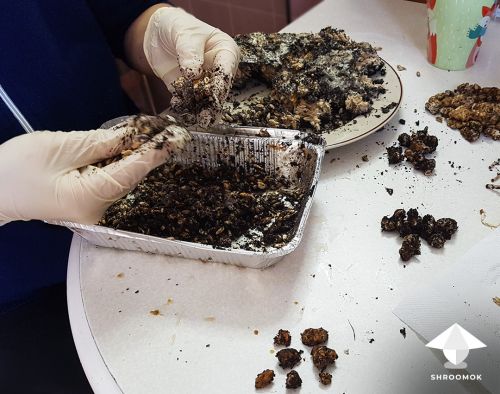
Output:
[
  {"xmin": 143, "ymin": 7, "xmax": 240, "ymax": 95},
  {"xmin": 0, "ymin": 120, "xmax": 189, "ymax": 225}
]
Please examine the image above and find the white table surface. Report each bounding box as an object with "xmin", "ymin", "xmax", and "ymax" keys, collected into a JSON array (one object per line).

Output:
[{"xmin": 67, "ymin": 1, "xmax": 500, "ymax": 393}]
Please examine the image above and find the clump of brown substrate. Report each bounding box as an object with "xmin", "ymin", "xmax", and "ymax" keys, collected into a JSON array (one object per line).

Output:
[
  {"xmin": 225, "ymin": 27, "xmax": 386, "ymax": 133},
  {"xmin": 170, "ymin": 66, "xmax": 232, "ymax": 128},
  {"xmin": 381, "ymin": 208, "xmax": 458, "ymax": 261},
  {"xmin": 276, "ymin": 348, "xmax": 303, "ymax": 369},
  {"xmin": 100, "ymin": 163, "xmax": 305, "ymax": 251},
  {"xmin": 286, "ymin": 370, "xmax": 302, "ymax": 389},
  {"xmin": 300, "ymin": 327, "xmax": 329, "ymax": 346},
  {"xmin": 274, "ymin": 329, "xmax": 292, "ymax": 347},
  {"xmin": 425, "ymin": 83, "xmax": 500, "ymax": 142},
  {"xmin": 96, "ymin": 114, "xmax": 191, "ymax": 167},
  {"xmin": 386, "ymin": 127, "xmax": 438, "ymax": 175},
  {"xmin": 255, "ymin": 369, "xmax": 275, "ymax": 389}
]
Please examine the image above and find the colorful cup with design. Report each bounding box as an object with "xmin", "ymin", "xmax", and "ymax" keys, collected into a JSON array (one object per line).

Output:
[{"xmin": 427, "ymin": 0, "xmax": 497, "ymax": 70}]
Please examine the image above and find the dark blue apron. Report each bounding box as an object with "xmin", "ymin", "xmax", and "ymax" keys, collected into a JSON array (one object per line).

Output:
[{"xmin": 0, "ymin": 0, "xmax": 135, "ymax": 308}]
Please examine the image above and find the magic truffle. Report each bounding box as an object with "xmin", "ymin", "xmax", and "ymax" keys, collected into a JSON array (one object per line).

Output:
[
  {"xmin": 223, "ymin": 27, "xmax": 386, "ymax": 133},
  {"xmin": 285, "ymin": 370, "xmax": 302, "ymax": 389},
  {"xmin": 425, "ymin": 83, "xmax": 500, "ymax": 142},
  {"xmin": 255, "ymin": 369, "xmax": 275, "ymax": 389},
  {"xmin": 387, "ymin": 127, "xmax": 438, "ymax": 175},
  {"xmin": 274, "ymin": 329, "xmax": 292, "ymax": 347},
  {"xmin": 311, "ymin": 345, "xmax": 338, "ymax": 370},
  {"xmin": 100, "ymin": 162, "xmax": 306, "ymax": 251},
  {"xmin": 381, "ymin": 208, "xmax": 458, "ymax": 261},
  {"xmin": 386, "ymin": 146, "xmax": 404, "ymax": 164},
  {"xmin": 399, "ymin": 234, "xmax": 421, "ymax": 262},
  {"xmin": 319, "ymin": 371, "xmax": 332, "ymax": 385},
  {"xmin": 380, "ymin": 209, "xmax": 406, "ymax": 232},
  {"xmin": 300, "ymin": 327, "xmax": 329, "ymax": 346},
  {"xmin": 276, "ymin": 348, "xmax": 303, "ymax": 369}
]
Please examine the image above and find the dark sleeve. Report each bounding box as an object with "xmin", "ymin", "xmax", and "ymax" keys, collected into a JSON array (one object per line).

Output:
[{"xmin": 86, "ymin": 0, "xmax": 168, "ymax": 59}]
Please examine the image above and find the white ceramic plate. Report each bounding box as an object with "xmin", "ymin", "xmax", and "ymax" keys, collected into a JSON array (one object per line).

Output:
[
  {"xmin": 224, "ymin": 58, "xmax": 403, "ymax": 150},
  {"xmin": 108, "ymin": 59, "xmax": 402, "ymax": 151}
]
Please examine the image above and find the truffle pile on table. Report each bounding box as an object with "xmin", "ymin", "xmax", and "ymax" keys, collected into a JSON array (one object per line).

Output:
[
  {"xmin": 100, "ymin": 162, "xmax": 305, "ymax": 250},
  {"xmin": 381, "ymin": 208, "xmax": 458, "ymax": 261},
  {"xmin": 255, "ymin": 327, "xmax": 337, "ymax": 390},
  {"xmin": 425, "ymin": 83, "xmax": 500, "ymax": 142},
  {"xmin": 386, "ymin": 127, "xmax": 438, "ymax": 175}
]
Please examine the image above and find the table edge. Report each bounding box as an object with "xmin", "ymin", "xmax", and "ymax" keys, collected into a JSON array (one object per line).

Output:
[{"xmin": 67, "ymin": 234, "xmax": 122, "ymax": 394}]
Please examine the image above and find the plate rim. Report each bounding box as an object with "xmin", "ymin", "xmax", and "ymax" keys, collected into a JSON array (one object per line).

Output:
[{"xmin": 325, "ymin": 58, "xmax": 403, "ymax": 149}]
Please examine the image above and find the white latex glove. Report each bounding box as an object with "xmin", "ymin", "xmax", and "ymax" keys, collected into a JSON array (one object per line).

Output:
[
  {"xmin": 0, "ymin": 121, "xmax": 189, "ymax": 225},
  {"xmin": 143, "ymin": 7, "xmax": 240, "ymax": 92}
]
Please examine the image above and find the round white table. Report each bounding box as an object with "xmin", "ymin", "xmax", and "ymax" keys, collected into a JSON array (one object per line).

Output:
[{"xmin": 67, "ymin": 1, "xmax": 500, "ymax": 393}]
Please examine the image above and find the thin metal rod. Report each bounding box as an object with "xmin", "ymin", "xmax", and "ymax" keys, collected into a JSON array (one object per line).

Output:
[{"xmin": 0, "ymin": 84, "xmax": 34, "ymax": 133}]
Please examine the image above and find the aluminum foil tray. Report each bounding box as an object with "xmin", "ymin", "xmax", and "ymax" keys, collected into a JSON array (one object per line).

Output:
[{"xmin": 54, "ymin": 125, "xmax": 325, "ymax": 269}]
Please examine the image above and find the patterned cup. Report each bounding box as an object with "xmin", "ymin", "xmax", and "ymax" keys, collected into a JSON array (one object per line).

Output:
[{"xmin": 427, "ymin": 0, "xmax": 497, "ymax": 70}]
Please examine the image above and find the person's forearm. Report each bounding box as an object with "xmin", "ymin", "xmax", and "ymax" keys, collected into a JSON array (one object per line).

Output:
[
  {"xmin": 0, "ymin": 116, "xmax": 190, "ymax": 224},
  {"xmin": 124, "ymin": 3, "xmax": 171, "ymax": 75}
]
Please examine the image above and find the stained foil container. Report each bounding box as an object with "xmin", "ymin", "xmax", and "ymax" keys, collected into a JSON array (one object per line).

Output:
[{"xmin": 53, "ymin": 124, "xmax": 325, "ymax": 269}]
